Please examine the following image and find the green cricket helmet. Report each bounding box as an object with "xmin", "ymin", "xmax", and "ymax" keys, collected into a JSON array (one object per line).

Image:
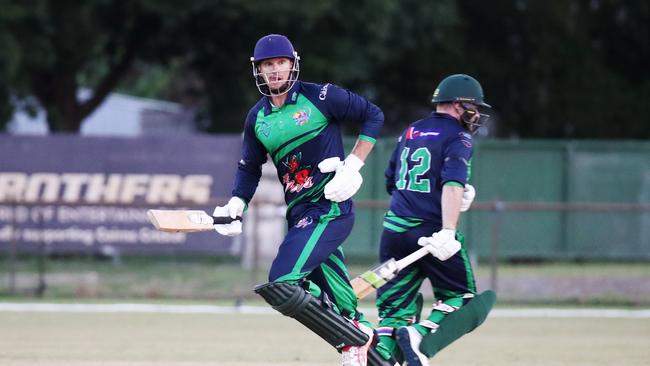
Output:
[
  {"xmin": 431, "ymin": 74, "xmax": 491, "ymax": 108},
  {"xmin": 432, "ymin": 74, "xmax": 491, "ymax": 133}
]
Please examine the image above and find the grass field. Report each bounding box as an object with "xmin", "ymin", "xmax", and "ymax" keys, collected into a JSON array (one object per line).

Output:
[
  {"xmin": 3, "ymin": 256, "xmax": 649, "ymax": 305},
  {"xmin": 1, "ymin": 306, "xmax": 649, "ymax": 366}
]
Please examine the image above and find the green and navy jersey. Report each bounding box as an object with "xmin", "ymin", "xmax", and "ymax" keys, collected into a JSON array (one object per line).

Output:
[
  {"xmin": 383, "ymin": 112, "xmax": 473, "ymax": 232},
  {"xmin": 232, "ymin": 80, "xmax": 383, "ymax": 216}
]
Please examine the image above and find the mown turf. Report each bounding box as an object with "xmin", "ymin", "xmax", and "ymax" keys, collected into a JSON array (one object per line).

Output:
[{"xmin": 0, "ymin": 310, "xmax": 648, "ymax": 366}]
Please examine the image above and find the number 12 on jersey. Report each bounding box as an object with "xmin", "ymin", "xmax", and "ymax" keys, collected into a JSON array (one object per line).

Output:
[{"xmin": 395, "ymin": 147, "xmax": 431, "ymax": 193}]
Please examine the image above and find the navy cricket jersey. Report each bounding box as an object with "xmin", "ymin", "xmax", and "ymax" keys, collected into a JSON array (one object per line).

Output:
[
  {"xmin": 383, "ymin": 112, "xmax": 473, "ymax": 232},
  {"xmin": 232, "ymin": 80, "xmax": 383, "ymax": 216}
]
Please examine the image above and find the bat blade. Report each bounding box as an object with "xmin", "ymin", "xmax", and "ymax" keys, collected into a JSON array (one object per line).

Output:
[
  {"xmin": 147, "ymin": 209, "xmax": 215, "ymax": 233},
  {"xmin": 352, "ymin": 246, "xmax": 432, "ymax": 299},
  {"xmin": 351, "ymin": 258, "xmax": 398, "ymax": 299}
]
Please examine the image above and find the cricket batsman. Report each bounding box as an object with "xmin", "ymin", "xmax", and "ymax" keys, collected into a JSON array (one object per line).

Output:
[
  {"xmin": 212, "ymin": 34, "xmax": 395, "ymax": 366},
  {"xmin": 375, "ymin": 74, "xmax": 497, "ymax": 365}
]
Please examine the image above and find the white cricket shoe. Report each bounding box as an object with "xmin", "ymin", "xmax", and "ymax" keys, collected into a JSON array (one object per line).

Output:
[
  {"xmin": 395, "ymin": 326, "xmax": 429, "ymax": 366},
  {"xmin": 341, "ymin": 321, "xmax": 374, "ymax": 366}
]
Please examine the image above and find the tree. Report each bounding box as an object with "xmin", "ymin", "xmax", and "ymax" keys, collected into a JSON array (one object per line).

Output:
[
  {"xmin": 457, "ymin": 0, "xmax": 650, "ymax": 138},
  {"xmin": 0, "ymin": 2, "xmax": 23, "ymax": 127},
  {"xmin": 173, "ymin": 0, "xmax": 401, "ymax": 133},
  {"xmin": 167, "ymin": 0, "xmax": 465, "ymax": 135},
  {"xmin": 1, "ymin": 0, "xmax": 191, "ymax": 132},
  {"xmin": 2, "ymin": 1, "xmax": 647, "ymax": 138}
]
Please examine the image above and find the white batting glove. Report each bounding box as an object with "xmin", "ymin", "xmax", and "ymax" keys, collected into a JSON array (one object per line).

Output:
[
  {"xmin": 317, "ymin": 156, "xmax": 342, "ymax": 173},
  {"xmin": 212, "ymin": 196, "xmax": 245, "ymax": 237},
  {"xmin": 460, "ymin": 184, "xmax": 476, "ymax": 212},
  {"xmin": 417, "ymin": 229, "xmax": 461, "ymax": 261},
  {"xmin": 318, "ymin": 154, "xmax": 364, "ymax": 202}
]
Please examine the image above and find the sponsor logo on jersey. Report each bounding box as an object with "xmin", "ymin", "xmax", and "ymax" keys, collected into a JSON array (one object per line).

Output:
[
  {"xmin": 259, "ymin": 120, "xmax": 271, "ymax": 138},
  {"xmin": 281, "ymin": 153, "xmax": 314, "ymax": 193},
  {"xmin": 295, "ymin": 216, "xmax": 314, "ymax": 228},
  {"xmin": 292, "ymin": 109, "xmax": 311, "ymax": 126},
  {"xmin": 459, "ymin": 132, "xmax": 473, "ymax": 148},
  {"xmin": 405, "ymin": 127, "xmax": 440, "ymax": 140},
  {"xmin": 318, "ymin": 83, "xmax": 330, "ymax": 100}
]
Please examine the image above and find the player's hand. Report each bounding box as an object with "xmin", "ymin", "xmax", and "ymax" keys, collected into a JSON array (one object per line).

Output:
[
  {"xmin": 318, "ymin": 154, "xmax": 364, "ymax": 202},
  {"xmin": 212, "ymin": 197, "xmax": 245, "ymax": 236},
  {"xmin": 460, "ymin": 184, "xmax": 476, "ymax": 212},
  {"xmin": 417, "ymin": 229, "xmax": 461, "ymax": 261}
]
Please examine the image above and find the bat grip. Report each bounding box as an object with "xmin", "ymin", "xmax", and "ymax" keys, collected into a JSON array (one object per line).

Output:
[
  {"xmin": 396, "ymin": 246, "xmax": 431, "ymax": 271},
  {"xmin": 211, "ymin": 216, "xmax": 243, "ymax": 224}
]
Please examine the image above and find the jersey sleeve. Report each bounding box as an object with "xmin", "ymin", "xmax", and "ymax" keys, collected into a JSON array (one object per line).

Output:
[
  {"xmin": 231, "ymin": 109, "xmax": 268, "ymax": 202},
  {"xmin": 384, "ymin": 135, "xmax": 403, "ymax": 195},
  {"xmin": 320, "ymin": 83, "xmax": 384, "ymax": 143},
  {"xmin": 441, "ymin": 131, "xmax": 473, "ymax": 186}
]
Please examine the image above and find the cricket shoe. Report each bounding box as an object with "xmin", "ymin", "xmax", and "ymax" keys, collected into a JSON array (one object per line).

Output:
[
  {"xmin": 341, "ymin": 320, "xmax": 374, "ymax": 366},
  {"xmin": 395, "ymin": 326, "xmax": 429, "ymax": 366}
]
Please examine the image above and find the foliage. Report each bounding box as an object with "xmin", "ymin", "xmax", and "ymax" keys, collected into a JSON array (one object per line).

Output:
[
  {"xmin": 458, "ymin": 0, "xmax": 650, "ymax": 138},
  {"xmin": 0, "ymin": 0, "xmax": 192, "ymax": 131},
  {"xmin": 0, "ymin": 0, "xmax": 648, "ymax": 138}
]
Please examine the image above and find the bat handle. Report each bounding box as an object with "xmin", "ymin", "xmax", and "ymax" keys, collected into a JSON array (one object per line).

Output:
[
  {"xmin": 211, "ymin": 216, "xmax": 243, "ymax": 224},
  {"xmin": 395, "ymin": 246, "xmax": 431, "ymax": 271}
]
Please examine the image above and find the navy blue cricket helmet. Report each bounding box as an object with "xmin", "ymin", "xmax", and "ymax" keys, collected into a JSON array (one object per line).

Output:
[
  {"xmin": 252, "ymin": 34, "xmax": 297, "ymax": 62},
  {"xmin": 250, "ymin": 34, "xmax": 300, "ymax": 96}
]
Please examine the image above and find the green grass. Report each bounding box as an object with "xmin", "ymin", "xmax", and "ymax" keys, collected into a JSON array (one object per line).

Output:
[
  {"xmin": 0, "ymin": 310, "xmax": 648, "ymax": 366},
  {"xmin": 1, "ymin": 255, "xmax": 259, "ymax": 300},
  {"xmin": 1, "ymin": 255, "xmax": 649, "ymax": 305},
  {"xmin": 476, "ymin": 261, "xmax": 650, "ymax": 277}
]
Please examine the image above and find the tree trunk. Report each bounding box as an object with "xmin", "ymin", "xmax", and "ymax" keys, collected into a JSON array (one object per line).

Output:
[{"xmin": 34, "ymin": 40, "xmax": 139, "ymax": 133}]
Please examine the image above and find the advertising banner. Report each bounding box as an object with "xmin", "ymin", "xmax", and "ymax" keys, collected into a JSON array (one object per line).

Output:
[{"xmin": 0, "ymin": 134, "xmax": 242, "ymax": 255}]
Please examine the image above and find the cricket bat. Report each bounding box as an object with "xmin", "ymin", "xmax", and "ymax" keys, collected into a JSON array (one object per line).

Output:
[
  {"xmin": 351, "ymin": 246, "xmax": 432, "ymax": 299},
  {"xmin": 146, "ymin": 209, "xmax": 242, "ymax": 233}
]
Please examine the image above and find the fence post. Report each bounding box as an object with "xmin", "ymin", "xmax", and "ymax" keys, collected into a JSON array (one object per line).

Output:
[
  {"xmin": 8, "ymin": 201, "xmax": 17, "ymax": 295},
  {"xmin": 489, "ymin": 199, "xmax": 504, "ymax": 292},
  {"xmin": 251, "ymin": 203, "xmax": 261, "ymax": 286}
]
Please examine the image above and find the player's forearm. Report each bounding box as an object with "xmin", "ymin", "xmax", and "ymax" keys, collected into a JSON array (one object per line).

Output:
[
  {"xmin": 349, "ymin": 138, "xmax": 374, "ymax": 161},
  {"xmin": 441, "ymin": 184, "xmax": 464, "ymax": 230}
]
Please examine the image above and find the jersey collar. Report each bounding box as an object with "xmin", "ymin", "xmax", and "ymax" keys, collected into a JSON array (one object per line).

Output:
[
  {"xmin": 263, "ymin": 81, "xmax": 302, "ymax": 116},
  {"xmin": 432, "ymin": 111, "xmax": 459, "ymax": 123}
]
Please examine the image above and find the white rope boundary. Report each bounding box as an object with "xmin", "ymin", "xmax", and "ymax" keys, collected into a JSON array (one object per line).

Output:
[{"xmin": 0, "ymin": 303, "xmax": 649, "ymax": 318}]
